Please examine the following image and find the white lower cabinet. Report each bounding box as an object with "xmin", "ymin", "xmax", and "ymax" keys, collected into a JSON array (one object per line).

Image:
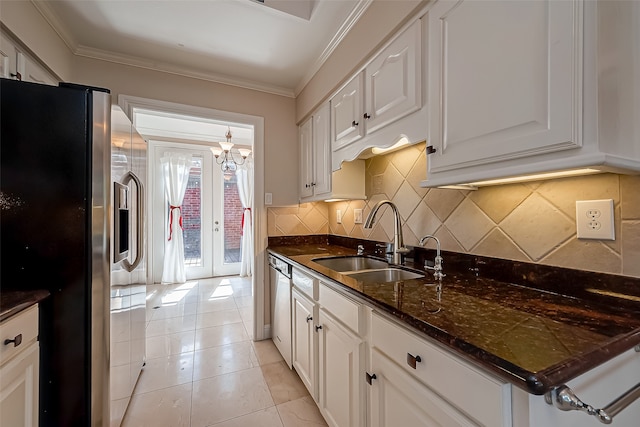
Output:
[
  {"xmin": 292, "ymin": 287, "xmax": 318, "ymax": 399},
  {"xmin": 317, "ymin": 309, "xmax": 365, "ymax": 427},
  {"xmin": 368, "ymin": 312, "xmax": 511, "ymax": 427},
  {"xmin": 0, "ymin": 305, "xmax": 40, "ymax": 427},
  {"xmin": 285, "ymin": 264, "xmax": 640, "ymax": 427},
  {"xmin": 368, "ymin": 348, "xmax": 477, "ymax": 427}
]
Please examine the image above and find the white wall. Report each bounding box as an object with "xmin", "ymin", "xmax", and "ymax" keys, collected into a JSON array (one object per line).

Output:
[
  {"xmin": 71, "ymin": 57, "xmax": 298, "ymax": 207},
  {"xmin": 0, "ymin": 0, "xmax": 298, "ymax": 207},
  {"xmin": 0, "ymin": 0, "xmax": 73, "ymax": 81}
]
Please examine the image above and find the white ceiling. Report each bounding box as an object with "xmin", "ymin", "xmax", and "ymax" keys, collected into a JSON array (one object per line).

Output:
[{"xmin": 34, "ymin": 0, "xmax": 371, "ymax": 97}]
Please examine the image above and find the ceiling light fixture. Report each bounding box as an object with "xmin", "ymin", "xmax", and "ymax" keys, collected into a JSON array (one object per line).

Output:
[{"xmin": 209, "ymin": 127, "xmax": 251, "ymax": 173}]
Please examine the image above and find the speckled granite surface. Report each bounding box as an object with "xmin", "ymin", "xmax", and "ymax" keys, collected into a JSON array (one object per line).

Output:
[
  {"xmin": 0, "ymin": 289, "xmax": 49, "ymax": 322},
  {"xmin": 268, "ymin": 237, "xmax": 640, "ymax": 395}
]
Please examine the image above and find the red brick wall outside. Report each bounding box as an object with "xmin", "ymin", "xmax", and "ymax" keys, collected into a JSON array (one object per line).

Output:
[
  {"xmin": 180, "ymin": 165, "xmax": 244, "ymax": 261},
  {"xmin": 182, "ymin": 165, "xmax": 202, "ymax": 260},
  {"xmin": 224, "ymin": 175, "xmax": 243, "ymax": 251}
]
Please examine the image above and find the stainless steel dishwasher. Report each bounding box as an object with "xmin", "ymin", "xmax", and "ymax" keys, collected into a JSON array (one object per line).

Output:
[{"xmin": 268, "ymin": 254, "xmax": 293, "ymax": 367}]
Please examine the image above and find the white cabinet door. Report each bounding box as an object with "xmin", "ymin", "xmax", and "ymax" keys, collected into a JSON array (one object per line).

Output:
[
  {"xmin": 292, "ymin": 288, "xmax": 317, "ymax": 400},
  {"xmin": 312, "ymin": 103, "xmax": 332, "ymax": 198},
  {"xmin": 331, "ymin": 72, "xmax": 364, "ymax": 151},
  {"xmin": 20, "ymin": 53, "xmax": 57, "ymax": 86},
  {"xmin": 299, "ymin": 117, "xmax": 314, "ymax": 199},
  {"xmin": 365, "ymin": 19, "xmax": 422, "ymax": 135},
  {"xmin": 427, "ymin": 0, "xmax": 581, "ymax": 174},
  {"xmin": 0, "ymin": 341, "xmax": 39, "ymax": 427},
  {"xmin": 317, "ymin": 310, "xmax": 364, "ymax": 427},
  {"xmin": 0, "ymin": 34, "xmax": 19, "ymax": 80},
  {"xmin": 368, "ymin": 349, "xmax": 478, "ymax": 427}
]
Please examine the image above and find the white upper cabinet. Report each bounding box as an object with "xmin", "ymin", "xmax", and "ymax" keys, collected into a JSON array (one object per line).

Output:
[
  {"xmin": 331, "ymin": 73, "xmax": 365, "ymax": 152},
  {"xmin": 1, "ymin": 32, "xmax": 57, "ymax": 85},
  {"xmin": 300, "ymin": 102, "xmax": 366, "ymax": 202},
  {"xmin": 299, "ymin": 102, "xmax": 334, "ymax": 202},
  {"xmin": 331, "ymin": 19, "xmax": 424, "ymax": 170},
  {"xmin": 427, "ymin": 0, "xmax": 580, "ymax": 176},
  {"xmin": 365, "ymin": 19, "xmax": 422, "ymax": 135},
  {"xmin": 299, "ymin": 115, "xmax": 315, "ymax": 200},
  {"xmin": 423, "ymin": 0, "xmax": 640, "ymax": 187},
  {"xmin": 312, "ymin": 104, "xmax": 332, "ymax": 198}
]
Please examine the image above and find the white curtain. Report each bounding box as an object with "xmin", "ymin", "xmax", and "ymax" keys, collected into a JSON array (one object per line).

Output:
[
  {"xmin": 161, "ymin": 152, "xmax": 192, "ymax": 284},
  {"xmin": 236, "ymin": 158, "xmax": 254, "ymax": 277}
]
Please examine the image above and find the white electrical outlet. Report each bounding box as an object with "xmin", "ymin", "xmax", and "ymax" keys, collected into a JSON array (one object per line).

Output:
[
  {"xmin": 576, "ymin": 199, "xmax": 615, "ymax": 240},
  {"xmin": 354, "ymin": 209, "xmax": 363, "ymax": 224},
  {"xmin": 336, "ymin": 209, "xmax": 342, "ymax": 224}
]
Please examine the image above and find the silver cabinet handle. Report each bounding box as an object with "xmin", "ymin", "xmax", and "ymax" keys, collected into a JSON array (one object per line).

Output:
[{"xmin": 121, "ymin": 171, "xmax": 144, "ymax": 272}]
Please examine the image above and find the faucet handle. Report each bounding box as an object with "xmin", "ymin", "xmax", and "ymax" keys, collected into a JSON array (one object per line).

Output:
[{"xmin": 396, "ymin": 246, "xmax": 410, "ymax": 254}]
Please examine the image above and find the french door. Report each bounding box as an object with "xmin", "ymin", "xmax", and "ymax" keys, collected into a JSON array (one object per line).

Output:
[{"xmin": 151, "ymin": 142, "xmax": 240, "ymax": 282}]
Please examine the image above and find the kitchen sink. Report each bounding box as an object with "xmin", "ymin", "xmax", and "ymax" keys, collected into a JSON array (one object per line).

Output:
[
  {"xmin": 312, "ymin": 256, "xmax": 389, "ymax": 272},
  {"xmin": 346, "ymin": 268, "xmax": 425, "ymax": 283}
]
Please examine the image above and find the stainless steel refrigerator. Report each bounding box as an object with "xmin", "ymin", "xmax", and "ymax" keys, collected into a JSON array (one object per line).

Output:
[{"xmin": 0, "ymin": 78, "xmax": 147, "ymax": 426}]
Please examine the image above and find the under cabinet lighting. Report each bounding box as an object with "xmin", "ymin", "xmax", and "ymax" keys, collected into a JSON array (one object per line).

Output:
[{"xmin": 439, "ymin": 168, "xmax": 603, "ymax": 190}]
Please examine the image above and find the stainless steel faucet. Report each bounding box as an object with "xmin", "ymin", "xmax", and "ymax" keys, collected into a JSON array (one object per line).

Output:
[
  {"xmin": 364, "ymin": 200, "xmax": 409, "ymax": 265},
  {"xmin": 419, "ymin": 235, "xmax": 444, "ymax": 280}
]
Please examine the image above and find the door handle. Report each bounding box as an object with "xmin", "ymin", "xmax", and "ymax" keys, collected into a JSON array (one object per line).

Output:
[{"xmin": 121, "ymin": 171, "xmax": 144, "ymax": 272}]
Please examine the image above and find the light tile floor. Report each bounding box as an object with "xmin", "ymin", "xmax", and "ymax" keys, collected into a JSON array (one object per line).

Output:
[{"xmin": 122, "ymin": 276, "xmax": 328, "ymax": 427}]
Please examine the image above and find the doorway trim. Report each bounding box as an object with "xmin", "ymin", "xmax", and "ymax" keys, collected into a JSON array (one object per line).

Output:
[{"xmin": 119, "ymin": 95, "xmax": 267, "ymax": 341}]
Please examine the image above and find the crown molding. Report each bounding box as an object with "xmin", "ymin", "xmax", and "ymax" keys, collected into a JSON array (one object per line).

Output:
[
  {"xmin": 294, "ymin": 0, "xmax": 373, "ymax": 96},
  {"xmin": 31, "ymin": 0, "xmax": 371, "ymax": 99},
  {"xmin": 31, "ymin": 0, "xmax": 79, "ymax": 53},
  {"xmin": 75, "ymin": 45, "xmax": 296, "ymax": 97}
]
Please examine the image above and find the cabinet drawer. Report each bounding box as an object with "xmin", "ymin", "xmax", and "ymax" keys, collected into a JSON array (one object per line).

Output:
[
  {"xmin": 0, "ymin": 305, "xmax": 39, "ymax": 366},
  {"xmin": 371, "ymin": 312, "xmax": 510, "ymax": 427},
  {"xmin": 319, "ymin": 283, "xmax": 361, "ymax": 335},
  {"xmin": 292, "ymin": 268, "xmax": 317, "ymax": 300}
]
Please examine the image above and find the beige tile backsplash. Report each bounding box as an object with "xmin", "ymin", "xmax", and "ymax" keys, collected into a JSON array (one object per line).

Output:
[{"xmin": 268, "ymin": 143, "xmax": 640, "ymax": 278}]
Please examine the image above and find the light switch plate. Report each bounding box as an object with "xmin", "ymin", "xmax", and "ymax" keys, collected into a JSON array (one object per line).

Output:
[
  {"xmin": 354, "ymin": 209, "xmax": 363, "ymax": 224},
  {"xmin": 336, "ymin": 209, "xmax": 342, "ymax": 224},
  {"xmin": 576, "ymin": 199, "xmax": 615, "ymax": 240},
  {"xmin": 265, "ymin": 193, "xmax": 272, "ymax": 205}
]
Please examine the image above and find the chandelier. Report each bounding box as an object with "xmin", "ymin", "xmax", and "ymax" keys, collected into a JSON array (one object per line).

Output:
[{"xmin": 210, "ymin": 127, "xmax": 251, "ymax": 173}]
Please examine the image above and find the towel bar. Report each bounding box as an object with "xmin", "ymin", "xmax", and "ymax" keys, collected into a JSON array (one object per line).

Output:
[{"xmin": 545, "ymin": 382, "xmax": 640, "ymax": 424}]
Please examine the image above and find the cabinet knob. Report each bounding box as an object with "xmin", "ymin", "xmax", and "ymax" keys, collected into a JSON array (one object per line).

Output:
[
  {"xmin": 363, "ymin": 113, "xmax": 371, "ymax": 119},
  {"xmin": 426, "ymin": 145, "xmax": 437, "ymax": 155},
  {"xmin": 315, "ymin": 325, "xmax": 323, "ymax": 332},
  {"xmin": 306, "ymin": 315, "xmax": 313, "ymax": 323},
  {"xmin": 366, "ymin": 372, "xmax": 377, "ymax": 385},
  {"xmin": 311, "ymin": 182, "xmax": 316, "ymax": 187},
  {"xmin": 305, "ymin": 184, "xmax": 310, "ymax": 188},
  {"xmin": 407, "ymin": 352, "xmax": 422, "ymax": 369},
  {"xmin": 4, "ymin": 333, "xmax": 23, "ymax": 348},
  {"xmin": 352, "ymin": 120, "xmax": 359, "ymax": 127},
  {"xmin": 10, "ymin": 72, "xmax": 22, "ymax": 81}
]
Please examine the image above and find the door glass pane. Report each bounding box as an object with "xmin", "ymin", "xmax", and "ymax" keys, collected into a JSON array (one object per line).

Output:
[
  {"xmin": 223, "ymin": 172, "xmax": 243, "ymax": 264},
  {"xmin": 183, "ymin": 156, "xmax": 202, "ymax": 266}
]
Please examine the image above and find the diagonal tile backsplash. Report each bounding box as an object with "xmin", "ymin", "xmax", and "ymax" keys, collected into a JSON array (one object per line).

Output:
[{"xmin": 268, "ymin": 142, "xmax": 640, "ymax": 278}]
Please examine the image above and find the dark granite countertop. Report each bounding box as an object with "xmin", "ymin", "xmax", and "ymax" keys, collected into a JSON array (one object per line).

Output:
[
  {"xmin": 268, "ymin": 237, "xmax": 640, "ymax": 395},
  {"xmin": 0, "ymin": 290, "xmax": 49, "ymax": 322}
]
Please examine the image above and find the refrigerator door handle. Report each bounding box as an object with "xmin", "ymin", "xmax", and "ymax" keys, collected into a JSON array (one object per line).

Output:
[{"xmin": 121, "ymin": 171, "xmax": 144, "ymax": 272}]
